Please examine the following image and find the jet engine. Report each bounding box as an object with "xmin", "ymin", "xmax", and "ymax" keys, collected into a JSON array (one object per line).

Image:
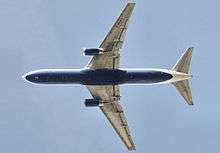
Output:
[
  {"xmin": 84, "ymin": 99, "xmax": 100, "ymax": 107},
  {"xmin": 83, "ymin": 48, "xmax": 104, "ymax": 56}
]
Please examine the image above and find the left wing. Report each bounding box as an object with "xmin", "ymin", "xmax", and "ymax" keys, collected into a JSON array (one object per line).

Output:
[
  {"xmin": 86, "ymin": 85, "xmax": 136, "ymax": 150},
  {"xmin": 86, "ymin": 3, "xmax": 135, "ymax": 69}
]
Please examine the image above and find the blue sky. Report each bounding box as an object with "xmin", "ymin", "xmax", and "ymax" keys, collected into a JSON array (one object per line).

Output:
[{"xmin": 1, "ymin": 0, "xmax": 220, "ymax": 153}]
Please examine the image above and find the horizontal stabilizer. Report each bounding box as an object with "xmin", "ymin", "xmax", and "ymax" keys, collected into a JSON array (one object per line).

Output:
[
  {"xmin": 172, "ymin": 80, "xmax": 193, "ymax": 105},
  {"xmin": 172, "ymin": 47, "xmax": 193, "ymax": 74},
  {"xmin": 172, "ymin": 47, "xmax": 193, "ymax": 105}
]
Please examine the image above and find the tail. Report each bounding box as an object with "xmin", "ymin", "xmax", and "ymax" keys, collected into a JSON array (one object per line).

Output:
[{"xmin": 172, "ymin": 47, "xmax": 193, "ymax": 105}]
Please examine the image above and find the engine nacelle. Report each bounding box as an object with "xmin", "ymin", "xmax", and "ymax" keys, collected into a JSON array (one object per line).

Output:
[
  {"xmin": 83, "ymin": 48, "xmax": 104, "ymax": 56},
  {"xmin": 84, "ymin": 99, "xmax": 100, "ymax": 107}
]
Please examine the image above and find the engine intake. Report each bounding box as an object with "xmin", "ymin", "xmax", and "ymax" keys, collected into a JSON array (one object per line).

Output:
[
  {"xmin": 83, "ymin": 48, "xmax": 104, "ymax": 56},
  {"xmin": 84, "ymin": 99, "xmax": 100, "ymax": 107}
]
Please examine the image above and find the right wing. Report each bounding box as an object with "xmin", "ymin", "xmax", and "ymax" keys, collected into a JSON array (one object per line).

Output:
[
  {"xmin": 86, "ymin": 85, "xmax": 136, "ymax": 150},
  {"xmin": 86, "ymin": 3, "xmax": 135, "ymax": 69}
]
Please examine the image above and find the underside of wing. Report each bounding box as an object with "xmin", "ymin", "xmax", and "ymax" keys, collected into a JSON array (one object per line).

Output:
[
  {"xmin": 172, "ymin": 80, "xmax": 193, "ymax": 105},
  {"xmin": 86, "ymin": 85, "xmax": 136, "ymax": 150},
  {"xmin": 87, "ymin": 3, "xmax": 135, "ymax": 69}
]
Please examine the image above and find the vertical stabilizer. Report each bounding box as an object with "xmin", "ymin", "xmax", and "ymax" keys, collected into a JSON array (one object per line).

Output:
[{"xmin": 172, "ymin": 48, "xmax": 193, "ymax": 105}]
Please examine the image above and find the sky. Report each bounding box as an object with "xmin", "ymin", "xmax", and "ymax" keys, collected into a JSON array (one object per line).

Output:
[{"xmin": 0, "ymin": 0, "xmax": 220, "ymax": 153}]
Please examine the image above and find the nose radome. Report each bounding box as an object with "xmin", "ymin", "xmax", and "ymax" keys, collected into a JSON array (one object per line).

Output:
[
  {"xmin": 22, "ymin": 73, "xmax": 33, "ymax": 82},
  {"xmin": 22, "ymin": 74, "xmax": 26, "ymax": 80}
]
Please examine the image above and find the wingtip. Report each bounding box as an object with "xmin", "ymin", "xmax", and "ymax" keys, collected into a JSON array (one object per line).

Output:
[
  {"xmin": 187, "ymin": 100, "xmax": 194, "ymax": 106},
  {"xmin": 188, "ymin": 47, "xmax": 194, "ymax": 52},
  {"xmin": 128, "ymin": 146, "xmax": 136, "ymax": 151},
  {"xmin": 127, "ymin": 2, "xmax": 136, "ymax": 6}
]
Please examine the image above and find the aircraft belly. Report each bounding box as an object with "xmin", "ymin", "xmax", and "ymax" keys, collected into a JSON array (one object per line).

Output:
[
  {"xmin": 82, "ymin": 69, "xmax": 173, "ymax": 85},
  {"xmin": 81, "ymin": 69, "xmax": 125, "ymax": 85},
  {"xmin": 124, "ymin": 70, "xmax": 173, "ymax": 84},
  {"xmin": 24, "ymin": 69, "xmax": 173, "ymax": 85}
]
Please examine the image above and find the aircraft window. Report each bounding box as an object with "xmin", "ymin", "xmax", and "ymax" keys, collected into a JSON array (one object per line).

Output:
[{"xmin": 34, "ymin": 76, "xmax": 39, "ymax": 80}]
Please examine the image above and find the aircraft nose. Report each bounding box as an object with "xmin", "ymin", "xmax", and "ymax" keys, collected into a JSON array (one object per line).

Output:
[
  {"xmin": 25, "ymin": 74, "xmax": 32, "ymax": 81},
  {"xmin": 22, "ymin": 74, "xmax": 26, "ymax": 80},
  {"xmin": 22, "ymin": 73, "xmax": 29, "ymax": 81},
  {"xmin": 22, "ymin": 73, "xmax": 31, "ymax": 81},
  {"xmin": 22, "ymin": 70, "xmax": 42, "ymax": 83},
  {"xmin": 22, "ymin": 73, "xmax": 36, "ymax": 82}
]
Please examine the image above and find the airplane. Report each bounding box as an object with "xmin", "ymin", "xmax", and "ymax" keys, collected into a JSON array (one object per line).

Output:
[{"xmin": 22, "ymin": 3, "xmax": 193, "ymax": 151}]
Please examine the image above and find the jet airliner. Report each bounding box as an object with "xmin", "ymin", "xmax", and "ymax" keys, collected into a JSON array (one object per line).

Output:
[{"xmin": 23, "ymin": 3, "xmax": 193, "ymax": 150}]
